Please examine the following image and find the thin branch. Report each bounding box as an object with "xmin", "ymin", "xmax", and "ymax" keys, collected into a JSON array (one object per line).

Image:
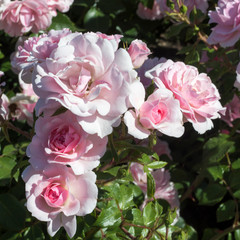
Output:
[
  {"xmin": 210, "ymin": 224, "xmax": 240, "ymax": 240},
  {"xmin": 4, "ymin": 121, "xmax": 32, "ymax": 140}
]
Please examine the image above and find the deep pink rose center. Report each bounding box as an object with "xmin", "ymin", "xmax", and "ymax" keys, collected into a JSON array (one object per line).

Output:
[
  {"xmin": 43, "ymin": 183, "xmax": 68, "ymax": 208},
  {"xmin": 151, "ymin": 102, "xmax": 168, "ymax": 124},
  {"xmin": 49, "ymin": 125, "xmax": 80, "ymax": 153}
]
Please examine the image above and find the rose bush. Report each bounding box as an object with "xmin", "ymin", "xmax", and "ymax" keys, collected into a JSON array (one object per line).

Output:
[{"xmin": 1, "ymin": 0, "xmax": 240, "ymax": 239}]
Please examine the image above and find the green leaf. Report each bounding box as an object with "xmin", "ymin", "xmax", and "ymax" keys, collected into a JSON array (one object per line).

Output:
[
  {"xmin": 203, "ymin": 134, "xmax": 235, "ymax": 165},
  {"xmin": 166, "ymin": 22, "xmax": 188, "ymax": 39},
  {"xmin": 206, "ymin": 165, "xmax": 227, "ymax": 181},
  {"xmin": 195, "ymin": 183, "xmax": 227, "ymax": 206},
  {"xmin": 138, "ymin": 153, "xmax": 152, "ymax": 164},
  {"xmin": 98, "ymin": 0, "xmax": 125, "ymax": 14},
  {"xmin": 147, "ymin": 172, "xmax": 155, "ymax": 198},
  {"xmin": 234, "ymin": 229, "xmax": 240, "ymax": 239},
  {"xmin": 104, "ymin": 166, "xmax": 120, "ymax": 177},
  {"xmin": 84, "ymin": 7, "xmax": 111, "ymax": 32},
  {"xmin": 0, "ymin": 155, "xmax": 16, "ymax": 185},
  {"xmin": 51, "ymin": 106, "xmax": 68, "ymax": 117},
  {"xmin": 185, "ymin": 50, "xmax": 200, "ymax": 64},
  {"xmin": 49, "ymin": 12, "xmax": 78, "ymax": 31},
  {"xmin": 232, "ymin": 158, "xmax": 240, "ymax": 170},
  {"xmin": 143, "ymin": 202, "xmax": 156, "ymax": 227},
  {"xmin": 94, "ymin": 206, "xmax": 121, "ymax": 228},
  {"xmin": 147, "ymin": 161, "xmax": 167, "ymax": 169},
  {"xmin": 0, "ymin": 193, "xmax": 26, "ymax": 231},
  {"xmin": 132, "ymin": 208, "xmax": 144, "ymax": 225},
  {"xmin": 107, "ymin": 183, "xmax": 134, "ymax": 210},
  {"xmin": 216, "ymin": 200, "xmax": 235, "ymax": 222},
  {"xmin": 2, "ymin": 144, "xmax": 16, "ymax": 155},
  {"xmin": 23, "ymin": 224, "xmax": 45, "ymax": 240}
]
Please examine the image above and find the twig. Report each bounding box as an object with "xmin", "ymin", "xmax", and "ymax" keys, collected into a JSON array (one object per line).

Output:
[{"xmin": 4, "ymin": 121, "xmax": 32, "ymax": 140}]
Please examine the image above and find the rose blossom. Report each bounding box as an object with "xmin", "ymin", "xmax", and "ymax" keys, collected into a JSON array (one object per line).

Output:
[
  {"xmin": 0, "ymin": 72, "xmax": 9, "ymax": 121},
  {"xmin": 221, "ymin": 94, "xmax": 240, "ymax": 127},
  {"xmin": 124, "ymin": 81, "xmax": 184, "ymax": 139},
  {"xmin": 146, "ymin": 60, "xmax": 225, "ymax": 134},
  {"xmin": 27, "ymin": 110, "xmax": 107, "ymax": 175},
  {"xmin": 208, "ymin": 0, "xmax": 240, "ymax": 47},
  {"xmin": 130, "ymin": 162, "xmax": 179, "ymax": 209},
  {"xmin": 0, "ymin": 0, "xmax": 53, "ymax": 37},
  {"xmin": 9, "ymin": 79, "xmax": 38, "ymax": 126},
  {"xmin": 11, "ymin": 29, "xmax": 72, "ymax": 83},
  {"xmin": 46, "ymin": 0, "xmax": 74, "ymax": 16},
  {"xmin": 234, "ymin": 62, "xmax": 240, "ymax": 90},
  {"xmin": 22, "ymin": 164, "xmax": 98, "ymax": 238},
  {"xmin": 32, "ymin": 31, "xmax": 140, "ymax": 138},
  {"xmin": 137, "ymin": 1, "xmax": 163, "ymax": 21},
  {"xmin": 127, "ymin": 39, "xmax": 151, "ymax": 69}
]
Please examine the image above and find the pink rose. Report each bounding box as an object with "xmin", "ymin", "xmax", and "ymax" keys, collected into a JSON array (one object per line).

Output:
[
  {"xmin": 128, "ymin": 39, "xmax": 151, "ymax": 68},
  {"xmin": 137, "ymin": 1, "xmax": 163, "ymax": 20},
  {"xmin": 46, "ymin": 0, "xmax": 74, "ymax": 16},
  {"xmin": 11, "ymin": 29, "xmax": 72, "ymax": 83},
  {"xmin": 146, "ymin": 60, "xmax": 225, "ymax": 134},
  {"xmin": 0, "ymin": 0, "xmax": 53, "ymax": 37},
  {"xmin": 96, "ymin": 32, "xmax": 123, "ymax": 51},
  {"xmin": 9, "ymin": 79, "xmax": 38, "ymax": 126},
  {"xmin": 130, "ymin": 162, "xmax": 179, "ymax": 209},
  {"xmin": 208, "ymin": 0, "xmax": 240, "ymax": 47},
  {"xmin": 22, "ymin": 164, "xmax": 98, "ymax": 238},
  {"xmin": 0, "ymin": 93, "xmax": 9, "ymax": 121},
  {"xmin": 27, "ymin": 110, "xmax": 107, "ymax": 175},
  {"xmin": 32, "ymin": 31, "xmax": 139, "ymax": 138},
  {"xmin": 124, "ymin": 83, "xmax": 184, "ymax": 139},
  {"xmin": 221, "ymin": 94, "xmax": 240, "ymax": 127}
]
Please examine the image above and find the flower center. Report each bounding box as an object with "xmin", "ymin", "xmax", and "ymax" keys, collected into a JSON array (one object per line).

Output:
[{"xmin": 43, "ymin": 183, "xmax": 68, "ymax": 208}]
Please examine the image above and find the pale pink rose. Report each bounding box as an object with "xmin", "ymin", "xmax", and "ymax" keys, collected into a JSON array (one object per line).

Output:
[
  {"xmin": 96, "ymin": 32, "xmax": 123, "ymax": 51},
  {"xmin": 22, "ymin": 164, "xmax": 98, "ymax": 238},
  {"xmin": 27, "ymin": 110, "xmax": 107, "ymax": 175},
  {"xmin": 127, "ymin": 39, "xmax": 151, "ymax": 68},
  {"xmin": 124, "ymin": 84, "xmax": 184, "ymax": 139},
  {"xmin": 0, "ymin": 93, "xmax": 9, "ymax": 121},
  {"xmin": 146, "ymin": 60, "xmax": 226, "ymax": 134},
  {"xmin": 46, "ymin": 0, "xmax": 74, "ymax": 16},
  {"xmin": 0, "ymin": 0, "xmax": 52, "ymax": 37},
  {"xmin": 208, "ymin": 0, "xmax": 240, "ymax": 47},
  {"xmin": 0, "ymin": 71, "xmax": 9, "ymax": 121},
  {"xmin": 11, "ymin": 29, "xmax": 72, "ymax": 83},
  {"xmin": 32, "ymin": 31, "xmax": 139, "ymax": 138},
  {"xmin": 137, "ymin": 1, "xmax": 163, "ymax": 20},
  {"xmin": 234, "ymin": 62, "xmax": 240, "ymax": 90},
  {"xmin": 137, "ymin": 57, "xmax": 167, "ymax": 87},
  {"xmin": 9, "ymin": 79, "xmax": 38, "ymax": 126},
  {"xmin": 221, "ymin": 94, "xmax": 240, "ymax": 127},
  {"xmin": 130, "ymin": 162, "xmax": 179, "ymax": 209},
  {"xmin": 0, "ymin": 0, "xmax": 10, "ymax": 15}
]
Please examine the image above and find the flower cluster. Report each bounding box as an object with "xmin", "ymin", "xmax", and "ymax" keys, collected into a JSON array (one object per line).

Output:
[
  {"xmin": 0, "ymin": 0, "xmax": 73, "ymax": 36},
  {"xmin": 9, "ymin": 28, "xmax": 225, "ymax": 237}
]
